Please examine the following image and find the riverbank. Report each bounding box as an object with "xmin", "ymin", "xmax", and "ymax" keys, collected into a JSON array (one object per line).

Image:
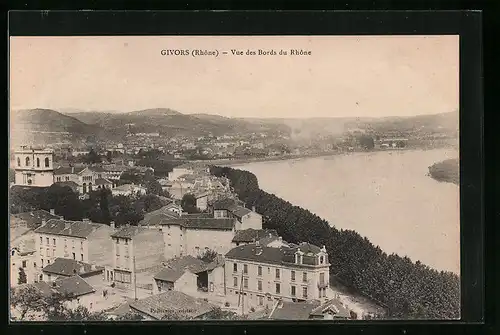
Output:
[{"xmin": 199, "ymin": 145, "xmax": 457, "ymax": 167}]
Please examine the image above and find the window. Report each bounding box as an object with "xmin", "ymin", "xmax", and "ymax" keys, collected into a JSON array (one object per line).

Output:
[
  {"xmin": 124, "ymin": 240, "xmax": 128, "ymax": 245},
  {"xmin": 53, "ymin": 239, "xmax": 56, "ymax": 246},
  {"xmin": 25, "ymin": 157, "xmax": 30, "ymax": 166},
  {"xmin": 46, "ymin": 238, "xmax": 49, "ymax": 245},
  {"xmin": 291, "ymin": 285, "xmax": 296, "ymax": 296},
  {"xmin": 258, "ymin": 280, "xmax": 262, "ymax": 291},
  {"xmin": 320, "ymin": 256, "xmax": 324, "ymax": 264},
  {"xmin": 258, "ymin": 296, "xmax": 264, "ymax": 306},
  {"xmin": 303, "ymin": 272, "xmax": 307, "ymax": 283},
  {"xmin": 72, "ymin": 252, "xmax": 76, "ymax": 260},
  {"xmin": 233, "ymin": 263, "xmax": 238, "ymax": 273},
  {"xmin": 243, "ymin": 278, "xmax": 248, "ymax": 289},
  {"xmin": 275, "ymin": 283, "xmax": 280, "ymax": 294},
  {"xmin": 116, "ymin": 239, "xmax": 120, "ymax": 245},
  {"xmin": 268, "ymin": 267, "xmax": 270, "ymax": 274},
  {"xmin": 41, "ymin": 259, "xmax": 44, "ymax": 267},
  {"xmin": 320, "ymin": 273, "xmax": 325, "ymax": 285},
  {"xmin": 36, "ymin": 158, "xmax": 40, "ymax": 167},
  {"xmin": 81, "ymin": 254, "xmax": 84, "ymax": 261},
  {"xmin": 40, "ymin": 237, "xmax": 42, "ymax": 244},
  {"xmin": 258, "ymin": 266, "xmax": 262, "ymax": 276},
  {"xmin": 46, "ymin": 248, "xmax": 49, "ymax": 256},
  {"xmin": 243, "ymin": 264, "xmax": 248, "ymax": 274},
  {"xmin": 275, "ymin": 269, "xmax": 280, "ymax": 280},
  {"xmin": 45, "ymin": 157, "xmax": 50, "ymax": 167},
  {"xmin": 303, "ymin": 287, "xmax": 308, "ymax": 298},
  {"xmin": 65, "ymin": 176, "xmax": 69, "ymax": 181},
  {"xmin": 52, "ymin": 249, "xmax": 55, "ymax": 256},
  {"xmin": 48, "ymin": 274, "xmax": 51, "ymax": 281},
  {"xmin": 57, "ymin": 177, "xmax": 61, "ymax": 182},
  {"xmin": 17, "ymin": 158, "xmax": 20, "ymax": 167},
  {"xmin": 291, "ymin": 270, "xmax": 296, "ymax": 281},
  {"xmin": 233, "ymin": 277, "xmax": 238, "ymax": 287},
  {"xmin": 34, "ymin": 262, "xmax": 37, "ymax": 268},
  {"xmin": 22, "ymin": 260, "xmax": 27, "ymax": 268}
]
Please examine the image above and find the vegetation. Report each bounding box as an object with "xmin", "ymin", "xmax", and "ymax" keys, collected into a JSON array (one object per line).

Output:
[
  {"xmin": 197, "ymin": 249, "xmax": 218, "ymax": 263},
  {"xmin": 210, "ymin": 166, "xmax": 460, "ymax": 320},
  {"xmin": 9, "ymin": 184, "xmax": 168, "ymax": 227},
  {"xmin": 428, "ymin": 158, "xmax": 459, "ymax": 185},
  {"xmin": 181, "ymin": 193, "xmax": 200, "ymax": 214},
  {"xmin": 18, "ymin": 268, "xmax": 27, "ymax": 285},
  {"xmin": 160, "ymin": 307, "xmax": 241, "ymax": 320}
]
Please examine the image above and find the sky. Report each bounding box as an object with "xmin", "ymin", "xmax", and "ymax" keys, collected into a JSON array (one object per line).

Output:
[{"xmin": 9, "ymin": 35, "xmax": 459, "ymax": 119}]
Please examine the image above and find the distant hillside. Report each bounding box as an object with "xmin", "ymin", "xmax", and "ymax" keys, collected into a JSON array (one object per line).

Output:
[
  {"xmin": 68, "ymin": 108, "xmax": 290, "ymax": 137},
  {"xmin": 9, "ymin": 109, "xmax": 103, "ymax": 147},
  {"xmin": 242, "ymin": 111, "xmax": 459, "ymax": 140}
]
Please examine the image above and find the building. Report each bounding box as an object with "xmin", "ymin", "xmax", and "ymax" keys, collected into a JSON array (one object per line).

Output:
[
  {"xmin": 152, "ymin": 255, "xmax": 225, "ymax": 296},
  {"xmin": 10, "ymin": 240, "xmax": 37, "ymax": 287},
  {"xmin": 41, "ymin": 257, "xmax": 104, "ymax": 283},
  {"xmin": 168, "ymin": 166, "xmax": 194, "ymax": 182},
  {"xmin": 212, "ymin": 199, "xmax": 263, "ymax": 230},
  {"xmin": 309, "ymin": 299, "xmax": 352, "ymax": 320},
  {"xmin": 13, "ymin": 147, "xmax": 55, "ymax": 187},
  {"xmin": 111, "ymin": 184, "xmax": 147, "ymax": 197},
  {"xmin": 193, "ymin": 191, "xmax": 209, "ymax": 211},
  {"xmin": 224, "ymin": 241, "xmax": 330, "ymax": 310},
  {"xmin": 146, "ymin": 215, "xmax": 236, "ymax": 259},
  {"xmin": 107, "ymin": 226, "xmax": 165, "ymax": 289},
  {"xmin": 11, "ymin": 209, "xmax": 61, "ymax": 230},
  {"xmin": 267, "ymin": 300, "xmax": 321, "ymax": 320},
  {"xmin": 53, "ymin": 166, "xmax": 109, "ymax": 194},
  {"xmin": 129, "ymin": 291, "xmax": 215, "ymax": 320},
  {"xmin": 101, "ymin": 164, "xmax": 129, "ymax": 181},
  {"xmin": 33, "ymin": 219, "xmax": 115, "ymax": 281},
  {"xmin": 231, "ymin": 229, "xmax": 278, "ymax": 247}
]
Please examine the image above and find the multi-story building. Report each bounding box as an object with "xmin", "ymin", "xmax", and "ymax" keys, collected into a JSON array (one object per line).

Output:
[
  {"xmin": 211, "ymin": 199, "xmax": 263, "ymax": 230},
  {"xmin": 53, "ymin": 166, "xmax": 113, "ymax": 194},
  {"xmin": 107, "ymin": 226, "xmax": 165, "ymax": 288},
  {"xmin": 13, "ymin": 147, "xmax": 55, "ymax": 187},
  {"xmin": 224, "ymin": 241, "xmax": 330, "ymax": 310},
  {"xmin": 33, "ymin": 219, "xmax": 115, "ymax": 281}
]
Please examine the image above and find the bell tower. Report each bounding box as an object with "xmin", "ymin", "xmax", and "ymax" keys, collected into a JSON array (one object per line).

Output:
[{"xmin": 14, "ymin": 146, "xmax": 55, "ymax": 187}]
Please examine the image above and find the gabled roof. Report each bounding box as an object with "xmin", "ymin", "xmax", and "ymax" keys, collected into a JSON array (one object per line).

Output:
[
  {"xmin": 310, "ymin": 299, "xmax": 351, "ymax": 319},
  {"xmin": 228, "ymin": 205, "xmax": 252, "ymax": 218},
  {"xmin": 12, "ymin": 210, "xmax": 61, "ymax": 229},
  {"xmin": 269, "ymin": 301, "xmax": 321, "ymax": 320},
  {"xmin": 34, "ymin": 219, "xmax": 106, "ymax": 238},
  {"xmin": 42, "ymin": 258, "xmax": 104, "ymax": 277},
  {"xmin": 232, "ymin": 229, "xmax": 278, "ymax": 243},
  {"xmin": 54, "ymin": 166, "xmax": 85, "ymax": 175},
  {"xmin": 52, "ymin": 275, "xmax": 95, "ymax": 298},
  {"xmin": 154, "ymin": 256, "xmax": 212, "ymax": 282},
  {"xmin": 129, "ymin": 291, "xmax": 214, "ymax": 320}
]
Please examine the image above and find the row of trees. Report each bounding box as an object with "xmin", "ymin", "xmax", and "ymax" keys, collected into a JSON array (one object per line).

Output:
[
  {"xmin": 10, "ymin": 184, "xmax": 167, "ymax": 227},
  {"xmin": 209, "ymin": 166, "xmax": 460, "ymax": 319}
]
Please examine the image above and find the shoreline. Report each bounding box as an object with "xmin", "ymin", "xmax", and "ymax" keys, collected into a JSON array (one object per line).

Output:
[{"xmin": 198, "ymin": 145, "xmax": 458, "ymax": 167}]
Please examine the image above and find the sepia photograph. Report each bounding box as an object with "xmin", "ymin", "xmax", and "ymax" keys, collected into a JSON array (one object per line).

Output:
[{"xmin": 9, "ymin": 35, "xmax": 460, "ymax": 322}]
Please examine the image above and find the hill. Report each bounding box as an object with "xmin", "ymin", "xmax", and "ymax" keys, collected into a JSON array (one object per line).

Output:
[{"xmin": 9, "ymin": 109, "xmax": 103, "ymax": 148}]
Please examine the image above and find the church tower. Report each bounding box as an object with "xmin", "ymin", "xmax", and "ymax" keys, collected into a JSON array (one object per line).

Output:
[{"xmin": 14, "ymin": 146, "xmax": 54, "ymax": 187}]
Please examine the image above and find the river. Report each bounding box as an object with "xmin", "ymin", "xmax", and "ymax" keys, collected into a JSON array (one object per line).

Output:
[{"xmin": 232, "ymin": 148, "xmax": 460, "ymax": 275}]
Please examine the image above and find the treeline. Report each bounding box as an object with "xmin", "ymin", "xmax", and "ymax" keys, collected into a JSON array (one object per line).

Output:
[
  {"xmin": 428, "ymin": 158, "xmax": 459, "ymax": 185},
  {"xmin": 210, "ymin": 166, "xmax": 460, "ymax": 320},
  {"xmin": 9, "ymin": 184, "xmax": 167, "ymax": 227}
]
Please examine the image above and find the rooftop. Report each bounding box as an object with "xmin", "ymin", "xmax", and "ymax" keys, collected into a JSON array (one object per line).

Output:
[
  {"xmin": 42, "ymin": 258, "xmax": 104, "ymax": 277},
  {"xmin": 129, "ymin": 291, "xmax": 215, "ymax": 320},
  {"xmin": 232, "ymin": 229, "xmax": 278, "ymax": 243},
  {"xmin": 12, "ymin": 210, "xmax": 61, "ymax": 229},
  {"xmin": 310, "ymin": 299, "xmax": 351, "ymax": 319},
  {"xmin": 110, "ymin": 226, "xmax": 147, "ymax": 239},
  {"xmin": 269, "ymin": 300, "xmax": 321, "ymax": 320},
  {"xmin": 54, "ymin": 166, "xmax": 86, "ymax": 175},
  {"xmin": 34, "ymin": 219, "xmax": 106, "ymax": 238},
  {"xmin": 161, "ymin": 217, "xmax": 235, "ymax": 231},
  {"xmin": 154, "ymin": 255, "xmax": 215, "ymax": 282},
  {"xmin": 225, "ymin": 242, "xmax": 326, "ymax": 267},
  {"xmin": 19, "ymin": 276, "xmax": 95, "ymax": 299}
]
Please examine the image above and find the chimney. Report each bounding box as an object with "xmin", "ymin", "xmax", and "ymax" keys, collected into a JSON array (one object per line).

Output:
[
  {"xmin": 50, "ymin": 209, "xmax": 55, "ymax": 215},
  {"xmin": 278, "ymin": 237, "xmax": 282, "ymax": 242},
  {"xmin": 41, "ymin": 219, "xmax": 47, "ymax": 226},
  {"xmin": 71, "ymin": 167, "xmax": 75, "ymax": 173},
  {"xmin": 110, "ymin": 221, "xmax": 115, "ymax": 229},
  {"xmin": 252, "ymin": 206, "xmax": 256, "ymax": 212},
  {"xmin": 321, "ymin": 245, "xmax": 327, "ymax": 253}
]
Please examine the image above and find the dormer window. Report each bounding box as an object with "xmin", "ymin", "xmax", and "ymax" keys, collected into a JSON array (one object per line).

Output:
[{"xmin": 320, "ymin": 256, "xmax": 324, "ymax": 264}]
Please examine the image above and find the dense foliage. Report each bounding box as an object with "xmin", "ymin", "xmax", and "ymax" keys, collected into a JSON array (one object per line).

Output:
[
  {"xmin": 181, "ymin": 193, "xmax": 199, "ymax": 214},
  {"xmin": 428, "ymin": 158, "xmax": 459, "ymax": 185},
  {"xmin": 9, "ymin": 185, "xmax": 167, "ymax": 227},
  {"xmin": 210, "ymin": 166, "xmax": 460, "ymax": 319}
]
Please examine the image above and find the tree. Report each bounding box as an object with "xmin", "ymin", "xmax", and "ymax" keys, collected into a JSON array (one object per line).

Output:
[
  {"xmin": 18, "ymin": 267, "xmax": 27, "ymax": 285},
  {"xmin": 115, "ymin": 312, "xmax": 145, "ymax": 321},
  {"xmin": 197, "ymin": 249, "xmax": 218, "ymax": 263},
  {"xmin": 181, "ymin": 193, "xmax": 199, "ymax": 214},
  {"xmin": 145, "ymin": 179, "xmax": 163, "ymax": 196},
  {"xmin": 10, "ymin": 285, "xmax": 48, "ymax": 320},
  {"xmin": 106, "ymin": 151, "xmax": 113, "ymax": 163},
  {"xmin": 9, "ymin": 168, "xmax": 15, "ymax": 183},
  {"xmin": 358, "ymin": 135, "xmax": 375, "ymax": 150},
  {"xmin": 85, "ymin": 149, "xmax": 102, "ymax": 164},
  {"xmin": 99, "ymin": 188, "xmax": 111, "ymax": 224}
]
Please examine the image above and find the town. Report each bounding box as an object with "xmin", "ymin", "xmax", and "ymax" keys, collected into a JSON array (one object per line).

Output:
[{"xmin": 9, "ymin": 145, "xmax": 359, "ymax": 321}]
